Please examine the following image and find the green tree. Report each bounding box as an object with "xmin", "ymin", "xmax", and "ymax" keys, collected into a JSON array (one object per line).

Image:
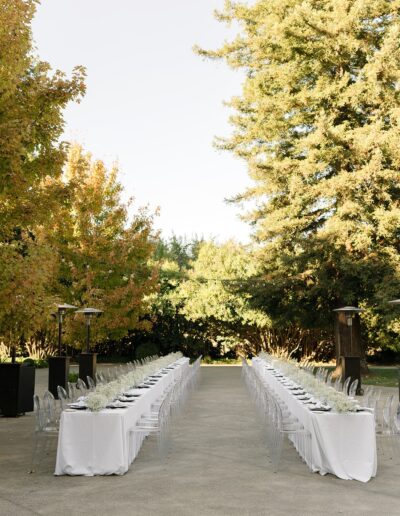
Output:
[
  {"xmin": 136, "ymin": 236, "xmax": 210, "ymax": 359},
  {"xmin": 198, "ymin": 0, "xmax": 400, "ymax": 353},
  {"xmin": 178, "ymin": 240, "xmax": 269, "ymax": 356},
  {"xmin": 121, "ymin": 236, "xmax": 217, "ymax": 360}
]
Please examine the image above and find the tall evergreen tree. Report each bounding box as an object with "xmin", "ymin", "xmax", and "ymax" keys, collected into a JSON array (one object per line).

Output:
[{"xmin": 198, "ymin": 1, "xmax": 400, "ymax": 346}]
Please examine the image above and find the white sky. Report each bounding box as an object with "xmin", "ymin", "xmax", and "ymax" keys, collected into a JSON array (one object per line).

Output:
[{"xmin": 32, "ymin": 0, "xmax": 252, "ymax": 243}]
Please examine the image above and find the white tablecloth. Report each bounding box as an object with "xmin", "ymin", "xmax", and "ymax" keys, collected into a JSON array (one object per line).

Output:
[
  {"xmin": 55, "ymin": 358, "xmax": 189, "ymax": 476},
  {"xmin": 252, "ymin": 357, "xmax": 377, "ymax": 482}
]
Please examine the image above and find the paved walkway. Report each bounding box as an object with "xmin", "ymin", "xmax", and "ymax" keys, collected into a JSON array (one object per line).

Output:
[{"xmin": 0, "ymin": 367, "xmax": 399, "ymax": 515}]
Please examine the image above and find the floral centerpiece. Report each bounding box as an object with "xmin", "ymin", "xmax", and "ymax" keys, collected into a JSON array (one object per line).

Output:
[
  {"xmin": 258, "ymin": 352, "xmax": 358, "ymax": 413},
  {"xmin": 86, "ymin": 352, "xmax": 183, "ymax": 411}
]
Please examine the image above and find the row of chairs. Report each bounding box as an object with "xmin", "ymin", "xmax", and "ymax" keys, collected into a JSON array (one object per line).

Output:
[
  {"xmin": 271, "ymin": 354, "xmax": 400, "ymax": 463},
  {"xmin": 242, "ymin": 359, "xmax": 312, "ymax": 472},
  {"xmin": 312, "ymin": 365, "xmax": 400, "ymax": 446},
  {"xmin": 128, "ymin": 356, "xmax": 202, "ymax": 458},
  {"xmin": 303, "ymin": 362, "xmax": 400, "ymax": 462},
  {"xmin": 308, "ymin": 366, "xmax": 359, "ymax": 396},
  {"xmin": 31, "ymin": 391, "xmax": 59, "ymax": 473},
  {"xmin": 30, "ymin": 370, "xmax": 152, "ymax": 473},
  {"xmin": 94, "ymin": 356, "xmax": 159, "ymax": 385},
  {"xmin": 361, "ymin": 388, "xmax": 400, "ymax": 461},
  {"xmin": 30, "ymin": 357, "xmax": 202, "ymax": 473},
  {"xmin": 57, "ymin": 376, "xmax": 95, "ymax": 408}
]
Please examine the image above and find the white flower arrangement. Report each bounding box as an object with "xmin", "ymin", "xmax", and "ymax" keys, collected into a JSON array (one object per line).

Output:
[
  {"xmin": 258, "ymin": 352, "xmax": 358, "ymax": 413},
  {"xmin": 85, "ymin": 352, "xmax": 183, "ymax": 411},
  {"xmin": 86, "ymin": 393, "xmax": 109, "ymax": 412}
]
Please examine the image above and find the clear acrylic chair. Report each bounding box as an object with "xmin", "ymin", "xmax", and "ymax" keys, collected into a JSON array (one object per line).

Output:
[
  {"xmin": 43, "ymin": 390, "xmax": 59, "ymax": 429},
  {"xmin": 333, "ymin": 376, "xmax": 342, "ymax": 391},
  {"xmin": 342, "ymin": 376, "xmax": 352, "ymax": 395},
  {"xmin": 30, "ymin": 393, "xmax": 59, "ymax": 473},
  {"xmin": 129, "ymin": 386, "xmax": 174, "ymax": 459},
  {"xmin": 76, "ymin": 378, "xmax": 88, "ymax": 397},
  {"xmin": 348, "ymin": 379, "xmax": 359, "ymax": 398},
  {"xmin": 108, "ymin": 368, "xmax": 118, "ymax": 381},
  {"xmin": 95, "ymin": 371, "xmax": 106, "ymax": 384},
  {"xmin": 57, "ymin": 385, "xmax": 69, "ymax": 411},
  {"xmin": 376, "ymin": 395, "xmax": 400, "ymax": 462},
  {"xmin": 86, "ymin": 376, "xmax": 96, "ymax": 390},
  {"xmin": 244, "ymin": 364, "xmax": 312, "ymax": 472},
  {"xmin": 326, "ymin": 371, "xmax": 334, "ymax": 386},
  {"xmin": 268, "ymin": 392, "xmax": 312, "ymax": 472},
  {"xmin": 67, "ymin": 381, "xmax": 77, "ymax": 402}
]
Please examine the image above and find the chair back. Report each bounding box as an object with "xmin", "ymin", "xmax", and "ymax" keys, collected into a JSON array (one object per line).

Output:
[
  {"xmin": 333, "ymin": 376, "xmax": 342, "ymax": 390},
  {"xmin": 95, "ymin": 371, "xmax": 106, "ymax": 384},
  {"xmin": 87, "ymin": 376, "xmax": 96, "ymax": 390},
  {"xmin": 43, "ymin": 390, "xmax": 58, "ymax": 427},
  {"xmin": 67, "ymin": 381, "xmax": 76, "ymax": 401},
  {"xmin": 76, "ymin": 378, "xmax": 88, "ymax": 395},
  {"xmin": 33, "ymin": 395, "xmax": 46, "ymax": 431},
  {"xmin": 382, "ymin": 395, "xmax": 395, "ymax": 431},
  {"xmin": 342, "ymin": 376, "xmax": 352, "ymax": 395},
  {"xmin": 348, "ymin": 379, "xmax": 358, "ymax": 397},
  {"xmin": 57, "ymin": 386, "xmax": 69, "ymax": 410}
]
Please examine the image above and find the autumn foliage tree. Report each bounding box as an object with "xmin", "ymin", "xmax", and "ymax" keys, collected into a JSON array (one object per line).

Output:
[
  {"xmin": 54, "ymin": 145, "xmax": 158, "ymax": 350},
  {"xmin": 0, "ymin": 0, "xmax": 86, "ymax": 238},
  {"xmin": 0, "ymin": 2, "xmax": 157, "ymax": 359},
  {"xmin": 0, "ymin": 0, "xmax": 85, "ymax": 358}
]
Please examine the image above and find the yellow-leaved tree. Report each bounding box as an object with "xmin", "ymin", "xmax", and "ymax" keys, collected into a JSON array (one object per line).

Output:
[
  {"xmin": 53, "ymin": 144, "xmax": 158, "ymax": 350},
  {"xmin": 0, "ymin": 0, "xmax": 85, "ymax": 359}
]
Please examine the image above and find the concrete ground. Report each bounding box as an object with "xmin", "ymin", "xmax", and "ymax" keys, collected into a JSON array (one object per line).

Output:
[{"xmin": 0, "ymin": 366, "xmax": 399, "ymax": 516}]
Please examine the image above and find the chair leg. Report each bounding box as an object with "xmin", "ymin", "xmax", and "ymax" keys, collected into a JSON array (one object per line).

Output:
[
  {"xmin": 271, "ymin": 433, "xmax": 284, "ymax": 473},
  {"xmin": 30, "ymin": 433, "xmax": 45, "ymax": 473}
]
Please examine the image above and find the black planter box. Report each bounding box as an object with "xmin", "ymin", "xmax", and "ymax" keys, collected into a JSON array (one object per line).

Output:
[
  {"xmin": 0, "ymin": 363, "xmax": 35, "ymax": 417},
  {"xmin": 48, "ymin": 356, "xmax": 70, "ymax": 398},
  {"xmin": 79, "ymin": 353, "xmax": 97, "ymax": 384}
]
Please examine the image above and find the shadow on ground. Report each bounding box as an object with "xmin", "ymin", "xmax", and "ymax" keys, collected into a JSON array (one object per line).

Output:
[{"xmin": 0, "ymin": 366, "xmax": 399, "ymax": 516}]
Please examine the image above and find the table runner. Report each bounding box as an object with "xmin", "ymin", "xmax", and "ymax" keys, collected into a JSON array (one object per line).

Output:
[
  {"xmin": 252, "ymin": 357, "xmax": 377, "ymax": 482},
  {"xmin": 55, "ymin": 357, "xmax": 189, "ymax": 476}
]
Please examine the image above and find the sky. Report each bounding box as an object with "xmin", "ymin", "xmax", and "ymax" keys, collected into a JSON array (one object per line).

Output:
[{"xmin": 32, "ymin": 0, "xmax": 252, "ymax": 243}]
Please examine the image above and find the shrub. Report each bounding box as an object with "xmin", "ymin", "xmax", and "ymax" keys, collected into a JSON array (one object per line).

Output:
[
  {"xmin": 22, "ymin": 358, "xmax": 35, "ymax": 367},
  {"xmin": 68, "ymin": 372, "xmax": 79, "ymax": 383},
  {"xmin": 34, "ymin": 358, "xmax": 48, "ymax": 368},
  {"xmin": 135, "ymin": 342, "xmax": 160, "ymax": 360}
]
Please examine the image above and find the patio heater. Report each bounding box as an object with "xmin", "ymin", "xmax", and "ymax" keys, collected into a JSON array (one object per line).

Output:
[
  {"xmin": 388, "ymin": 299, "xmax": 400, "ymax": 404},
  {"xmin": 48, "ymin": 303, "xmax": 77, "ymax": 398},
  {"xmin": 75, "ymin": 307, "xmax": 103, "ymax": 383},
  {"xmin": 333, "ymin": 306, "xmax": 364, "ymax": 394}
]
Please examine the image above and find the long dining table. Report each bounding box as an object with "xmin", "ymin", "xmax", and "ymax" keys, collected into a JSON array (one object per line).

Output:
[
  {"xmin": 252, "ymin": 357, "xmax": 377, "ymax": 482},
  {"xmin": 55, "ymin": 357, "xmax": 189, "ymax": 476}
]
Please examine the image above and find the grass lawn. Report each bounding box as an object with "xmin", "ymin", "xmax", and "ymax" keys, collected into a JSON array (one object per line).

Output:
[
  {"xmin": 362, "ymin": 366, "xmax": 400, "ymax": 388},
  {"xmin": 321, "ymin": 364, "xmax": 400, "ymax": 387}
]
